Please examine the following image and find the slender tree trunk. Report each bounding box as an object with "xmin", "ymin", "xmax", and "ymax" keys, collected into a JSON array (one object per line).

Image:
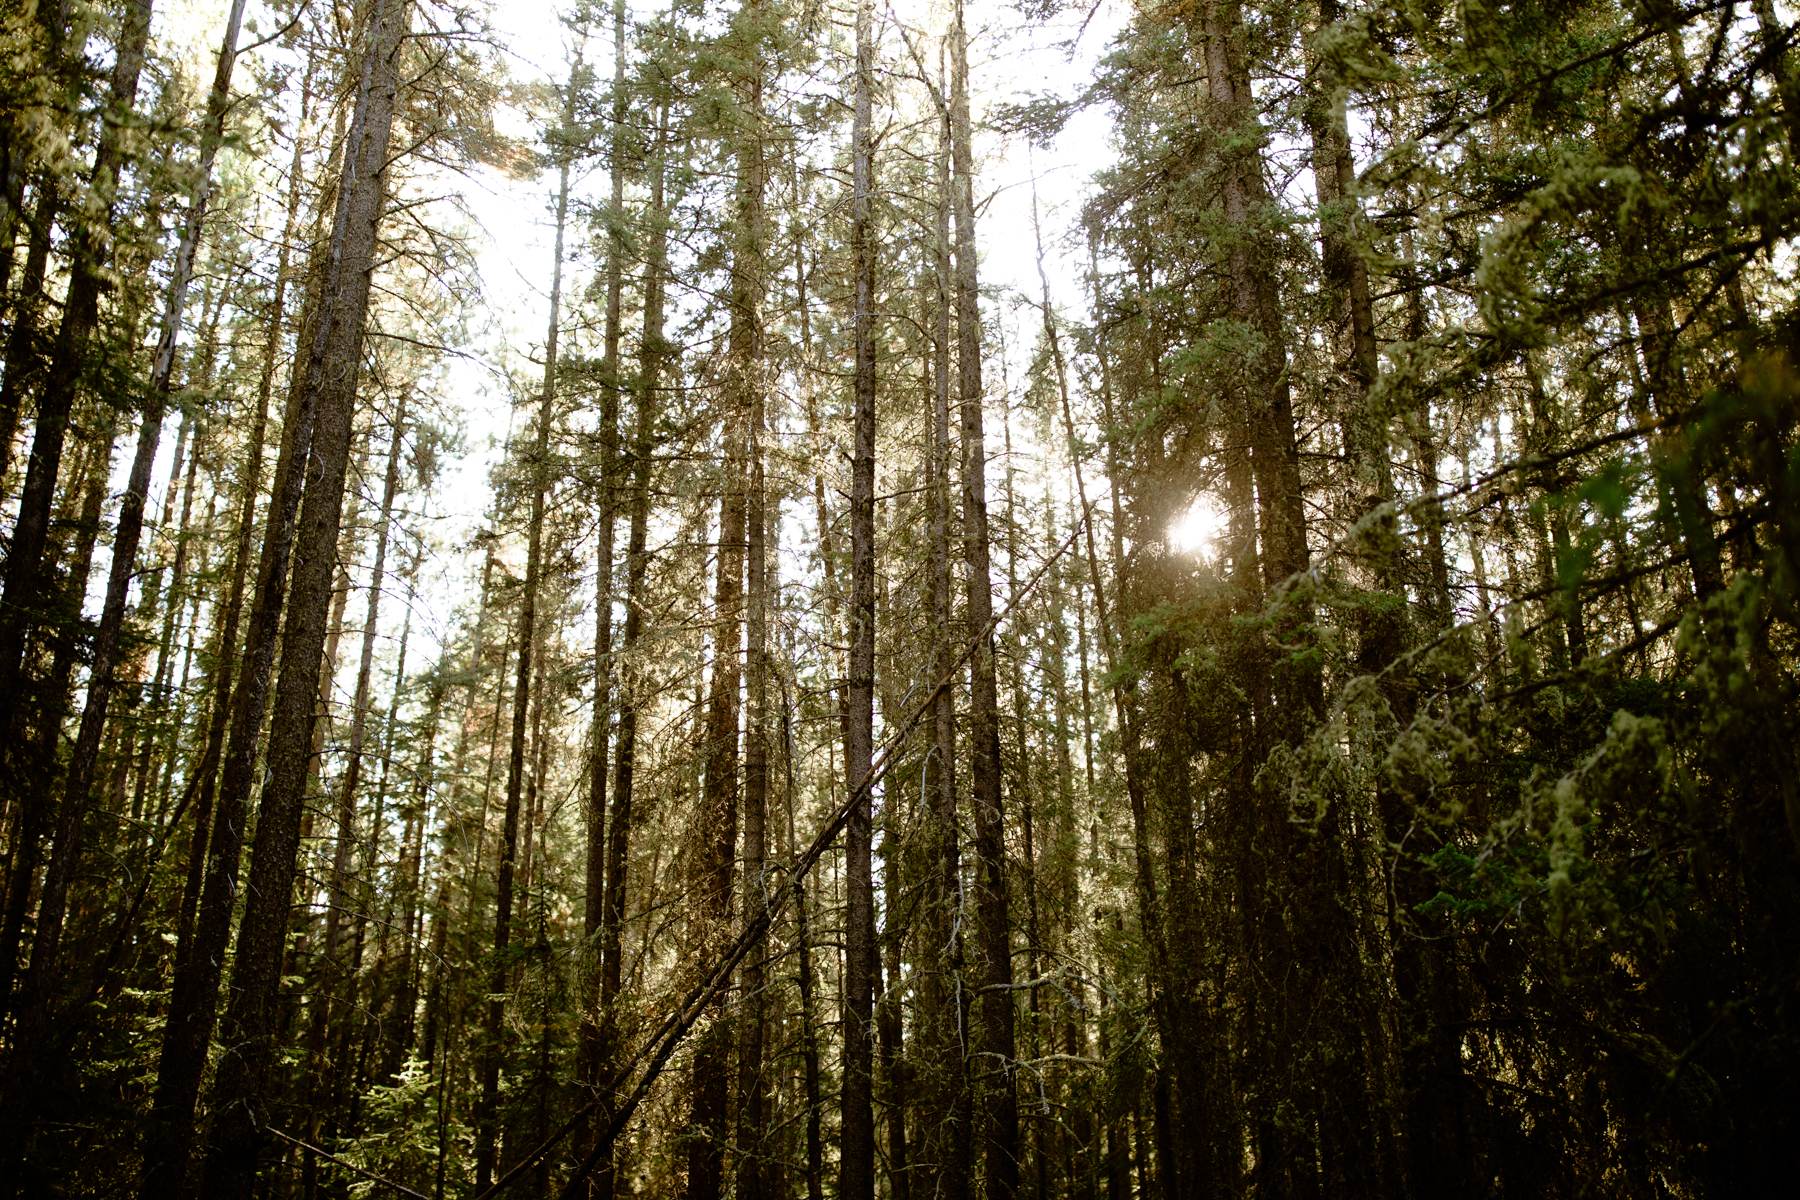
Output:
[
  {"xmin": 198, "ymin": 3, "xmax": 409, "ymax": 1189},
  {"xmin": 0, "ymin": 2, "xmax": 82, "ymax": 489},
  {"xmin": 133, "ymin": 406, "xmax": 197, "ymax": 842},
  {"xmin": 0, "ymin": 415, "xmax": 115, "ymax": 1008},
  {"xmin": 1299, "ymin": 12, "xmax": 1414, "ymax": 1194},
  {"xmin": 475, "ymin": 46, "xmax": 572, "ymax": 1183},
  {"xmin": 949, "ymin": 7, "xmax": 1019, "ymax": 1195},
  {"xmin": 1024, "ymin": 186, "xmax": 1095, "ymax": 1200},
  {"xmin": 120, "ymin": 408, "xmax": 192, "ymax": 839},
  {"xmin": 1300, "ymin": 3, "xmax": 1381, "ymax": 501},
  {"xmin": 594, "ymin": 85, "xmax": 670, "ymax": 1200},
  {"xmin": 142, "ymin": 41, "xmax": 327, "ymax": 1176},
  {"xmin": 1077, "ymin": 224, "xmax": 1186, "ymax": 1197},
  {"xmin": 0, "ymin": 28, "xmax": 143, "ymax": 1033},
  {"xmin": 1196, "ymin": 4, "xmax": 1336, "ymax": 1196},
  {"xmin": 0, "ymin": 180, "xmax": 60, "ymax": 490},
  {"xmin": 920, "ymin": 58, "xmax": 972, "ymax": 1200},
  {"xmin": 148, "ymin": 287, "xmax": 230, "ymax": 832},
  {"xmin": 307, "ymin": 390, "xmax": 408, "ymax": 1156},
  {"xmin": 841, "ymin": 2, "xmax": 878, "ymax": 1197},
  {"xmin": 0, "ymin": 0, "xmax": 153, "ymax": 723},
  {"xmin": 517, "ymin": 607, "xmax": 552, "ymax": 926},
  {"xmin": 292, "ymin": 445, "xmax": 364, "ymax": 1200},
  {"xmin": 382, "ymin": 668, "xmax": 440, "ymax": 1081},
  {"xmin": 581, "ymin": 23, "xmax": 619, "ymax": 1182},
  {"xmin": 780, "ymin": 665, "xmax": 826, "ymax": 1200},
  {"xmin": 999, "ymin": 399, "xmax": 1047, "ymax": 1195},
  {"xmin": 736, "ymin": 81, "xmax": 775, "ymax": 1187},
  {"xmin": 1000, "ymin": 401, "xmax": 1042, "ymax": 1126},
  {"xmin": 0, "ymin": 8, "xmax": 156, "ymax": 1181},
  {"xmin": 876, "ymin": 786, "xmax": 911, "ymax": 1200},
  {"xmin": 419, "ymin": 544, "xmax": 496, "ymax": 1077},
  {"xmin": 309, "ymin": 459, "xmax": 362, "ymax": 805},
  {"xmin": 738, "ymin": 374, "xmax": 771, "ymax": 1200},
  {"xmin": 687, "ymin": 5, "xmax": 763, "ymax": 1193},
  {"xmin": 341, "ymin": 546, "xmax": 417, "ymax": 1115},
  {"xmin": 57, "ymin": 0, "xmax": 246, "ymax": 918}
]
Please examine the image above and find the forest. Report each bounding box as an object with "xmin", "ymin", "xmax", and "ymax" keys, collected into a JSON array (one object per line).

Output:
[{"xmin": 0, "ymin": 0, "xmax": 1797, "ymax": 1195}]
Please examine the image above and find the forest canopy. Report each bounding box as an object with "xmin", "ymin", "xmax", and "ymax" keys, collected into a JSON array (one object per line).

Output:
[{"xmin": 0, "ymin": 0, "xmax": 1797, "ymax": 1197}]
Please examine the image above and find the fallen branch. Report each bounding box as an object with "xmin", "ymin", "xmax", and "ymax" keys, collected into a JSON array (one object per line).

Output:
[
  {"xmin": 264, "ymin": 1125, "xmax": 432, "ymax": 1200},
  {"xmin": 469, "ymin": 500, "xmax": 1094, "ymax": 1200}
]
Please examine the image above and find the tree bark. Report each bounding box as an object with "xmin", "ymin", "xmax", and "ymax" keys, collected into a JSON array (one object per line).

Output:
[
  {"xmin": 48, "ymin": 2, "xmax": 249, "ymax": 963},
  {"xmin": 0, "ymin": 0, "xmax": 153, "ymax": 724},
  {"xmin": 306, "ymin": 389, "xmax": 408, "ymax": 1158},
  {"xmin": 687, "ymin": 4, "xmax": 762, "ymax": 1193},
  {"xmin": 0, "ymin": 413, "xmax": 115, "ymax": 1010},
  {"xmin": 475, "ymin": 45, "xmax": 573, "ymax": 1182},
  {"xmin": 594, "ymin": 83, "xmax": 670, "ymax": 1200},
  {"xmin": 840, "ymin": 3, "xmax": 878, "ymax": 1199},
  {"xmin": 582, "ymin": 19, "xmax": 619, "ymax": 1183},
  {"xmin": 139, "ymin": 60, "xmax": 317, "ymax": 1188},
  {"xmin": 949, "ymin": 6, "xmax": 1019, "ymax": 1194},
  {"xmin": 198, "ymin": 2, "xmax": 409, "ymax": 1189},
  {"xmin": 919, "ymin": 56, "xmax": 972, "ymax": 1200}
]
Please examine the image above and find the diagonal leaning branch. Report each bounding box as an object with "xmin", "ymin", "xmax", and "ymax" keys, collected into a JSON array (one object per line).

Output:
[{"xmin": 459, "ymin": 500, "xmax": 1097, "ymax": 1200}]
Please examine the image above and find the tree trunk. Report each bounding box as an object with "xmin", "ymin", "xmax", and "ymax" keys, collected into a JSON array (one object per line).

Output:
[
  {"xmin": 139, "ymin": 61, "xmax": 315, "ymax": 1185},
  {"xmin": 949, "ymin": 6, "xmax": 1019, "ymax": 1194},
  {"xmin": 0, "ymin": 413, "xmax": 115, "ymax": 1009},
  {"xmin": 919, "ymin": 59, "xmax": 972, "ymax": 1200},
  {"xmin": 45, "ymin": 2, "xmax": 249, "ymax": 975},
  {"xmin": 0, "ymin": 6, "xmax": 155, "ymax": 1181},
  {"xmin": 594, "ymin": 83, "xmax": 670, "ymax": 1200},
  {"xmin": 1300, "ymin": 10, "xmax": 1415, "ymax": 1194},
  {"xmin": 738, "ymin": 383, "xmax": 771, "ymax": 1200},
  {"xmin": 0, "ymin": 1, "xmax": 84, "ymax": 490},
  {"xmin": 780, "ymin": 664, "xmax": 826, "ymax": 1200},
  {"xmin": 582, "ymin": 19, "xmax": 619, "ymax": 1182},
  {"xmin": 198, "ymin": 2, "xmax": 409, "ymax": 1189},
  {"xmin": 342, "ymin": 544, "xmax": 417, "ymax": 1112},
  {"xmin": 0, "ymin": 0, "xmax": 153, "ymax": 722},
  {"xmin": 687, "ymin": 4, "xmax": 762, "ymax": 1193},
  {"xmin": 0, "ymin": 183, "xmax": 62, "ymax": 493},
  {"xmin": 876, "ymin": 783, "xmax": 911, "ymax": 1200},
  {"xmin": 840, "ymin": 2, "xmax": 878, "ymax": 1198},
  {"xmin": 475, "ymin": 47, "xmax": 572, "ymax": 1181},
  {"xmin": 307, "ymin": 389, "xmax": 408, "ymax": 1156}
]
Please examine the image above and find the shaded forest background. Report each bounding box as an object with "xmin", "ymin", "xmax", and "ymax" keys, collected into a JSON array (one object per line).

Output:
[{"xmin": 0, "ymin": 0, "xmax": 1797, "ymax": 1196}]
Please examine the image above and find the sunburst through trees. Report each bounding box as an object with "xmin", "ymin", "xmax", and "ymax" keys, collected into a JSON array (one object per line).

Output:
[{"xmin": 0, "ymin": 0, "xmax": 1797, "ymax": 1196}]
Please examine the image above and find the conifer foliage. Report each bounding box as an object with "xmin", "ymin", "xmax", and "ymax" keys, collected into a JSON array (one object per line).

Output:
[{"xmin": 0, "ymin": 0, "xmax": 1796, "ymax": 1196}]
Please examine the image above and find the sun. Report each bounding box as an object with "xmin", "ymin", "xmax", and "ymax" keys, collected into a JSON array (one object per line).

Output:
[{"xmin": 1168, "ymin": 495, "xmax": 1226, "ymax": 557}]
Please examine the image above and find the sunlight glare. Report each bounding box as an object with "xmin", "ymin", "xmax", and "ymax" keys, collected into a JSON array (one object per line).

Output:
[{"xmin": 1168, "ymin": 496, "xmax": 1227, "ymax": 557}]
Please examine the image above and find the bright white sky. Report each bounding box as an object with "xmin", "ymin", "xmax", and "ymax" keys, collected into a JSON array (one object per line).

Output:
[
  {"xmin": 132, "ymin": 0, "xmax": 1130, "ymax": 679},
  {"xmin": 433, "ymin": 0, "xmax": 1128, "ymax": 639}
]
